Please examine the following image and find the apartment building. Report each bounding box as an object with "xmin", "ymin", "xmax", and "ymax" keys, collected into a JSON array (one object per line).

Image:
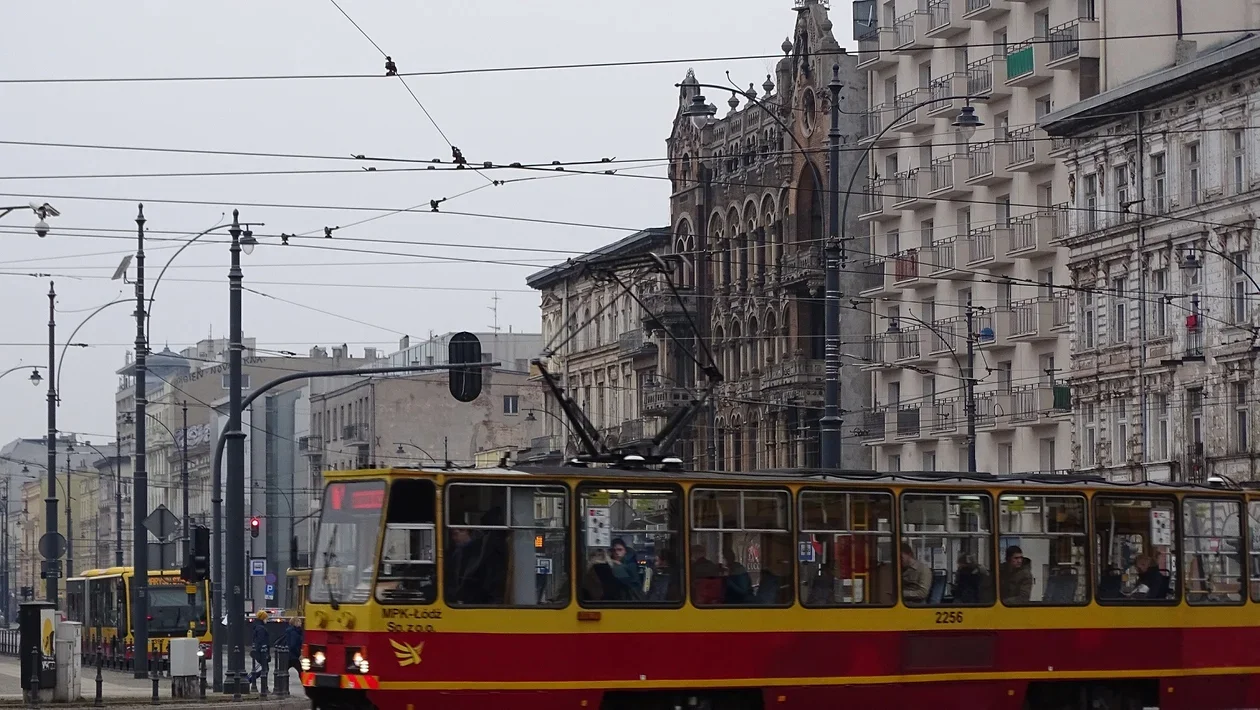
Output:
[
  {"xmin": 1043, "ymin": 33, "xmax": 1260, "ymax": 482},
  {"xmin": 851, "ymin": 0, "xmax": 1255, "ymax": 474}
]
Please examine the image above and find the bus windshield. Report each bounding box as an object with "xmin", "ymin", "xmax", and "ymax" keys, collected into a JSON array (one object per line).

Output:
[
  {"xmin": 146, "ymin": 585, "xmax": 206, "ymax": 636},
  {"xmin": 311, "ymin": 480, "xmax": 386, "ymax": 605}
]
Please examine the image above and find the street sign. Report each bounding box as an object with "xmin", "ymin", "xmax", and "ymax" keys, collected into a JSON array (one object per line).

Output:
[
  {"xmin": 265, "ymin": 573, "xmax": 276, "ymax": 584},
  {"xmin": 264, "ymin": 584, "xmax": 275, "ymax": 600},
  {"xmin": 249, "ymin": 558, "xmax": 266, "ymax": 577},
  {"xmin": 143, "ymin": 505, "xmax": 180, "ymax": 540},
  {"xmin": 40, "ymin": 559, "xmax": 62, "ymax": 580},
  {"xmin": 37, "ymin": 532, "xmax": 66, "ymax": 560},
  {"xmin": 146, "ymin": 541, "xmax": 177, "ymax": 569}
]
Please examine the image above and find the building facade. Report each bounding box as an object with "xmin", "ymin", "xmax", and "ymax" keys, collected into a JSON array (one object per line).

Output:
[
  {"xmin": 663, "ymin": 0, "xmax": 871, "ymax": 471},
  {"xmin": 1043, "ymin": 33, "xmax": 1260, "ymax": 482},
  {"xmin": 850, "ymin": 0, "xmax": 1254, "ymax": 474},
  {"xmin": 526, "ymin": 228, "xmax": 671, "ymax": 463}
]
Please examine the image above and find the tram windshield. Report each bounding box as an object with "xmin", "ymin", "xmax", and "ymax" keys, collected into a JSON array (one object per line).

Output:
[
  {"xmin": 147, "ymin": 585, "xmax": 207, "ymax": 635},
  {"xmin": 311, "ymin": 479, "xmax": 386, "ymax": 605}
]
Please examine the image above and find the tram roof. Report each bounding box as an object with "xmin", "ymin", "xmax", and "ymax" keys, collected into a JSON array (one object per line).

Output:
[{"xmin": 323, "ymin": 465, "xmax": 1240, "ymax": 494}]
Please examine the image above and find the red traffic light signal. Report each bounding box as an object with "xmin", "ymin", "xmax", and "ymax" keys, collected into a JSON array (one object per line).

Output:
[{"xmin": 250, "ymin": 517, "xmax": 261, "ymax": 538}]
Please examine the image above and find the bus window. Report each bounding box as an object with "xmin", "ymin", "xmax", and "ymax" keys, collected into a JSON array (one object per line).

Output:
[
  {"xmin": 998, "ymin": 495, "xmax": 1088, "ymax": 605},
  {"xmin": 798, "ymin": 490, "xmax": 895, "ymax": 607},
  {"xmin": 900, "ymin": 493, "xmax": 994, "ymax": 607},
  {"xmin": 1182, "ymin": 497, "xmax": 1242, "ymax": 605},
  {"xmin": 311, "ymin": 479, "xmax": 387, "ymax": 605},
  {"xmin": 577, "ymin": 486, "xmax": 683, "ymax": 606},
  {"xmin": 690, "ymin": 488, "xmax": 793, "ymax": 607},
  {"xmin": 1249, "ymin": 502, "xmax": 1260, "ymax": 602},
  {"xmin": 1094, "ymin": 497, "xmax": 1177, "ymax": 603},
  {"xmin": 376, "ymin": 479, "xmax": 437, "ymax": 604},
  {"xmin": 444, "ymin": 482, "xmax": 568, "ymax": 608}
]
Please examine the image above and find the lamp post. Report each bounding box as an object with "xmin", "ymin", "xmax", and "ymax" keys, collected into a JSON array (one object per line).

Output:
[
  {"xmin": 45, "ymin": 282, "xmax": 59, "ymax": 606},
  {"xmin": 131, "ymin": 204, "xmax": 149, "ymax": 678},
  {"xmin": 64, "ymin": 448, "xmax": 73, "ymax": 578},
  {"xmin": 394, "ymin": 442, "xmax": 440, "ymax": 465}
]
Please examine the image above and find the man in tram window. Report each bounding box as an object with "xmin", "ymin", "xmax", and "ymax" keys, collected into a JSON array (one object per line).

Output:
[
  {"xmin": 722, "ymin": 547, "xmax": 754, "ymax": 604},
  {"xmin": 690, "ymin": 544, "xmax": 723, "ymax": 605},
  {"xmin": 1000, "ymin": 545, "xmax": 1033, "ymax": 604},
  {"xmin": 608, "ymin": 538, "xmax": 645, "ymax": 600},
  {"xmin": 900, "ymin": 542, "xmax": 932, "ymax": 603},
  {"xmin": 954, "ymin": 554, "xmax": 991, "ymax": 604},
  {"xmin": 1126, "ymin": 554, "xmax": 1168, "ymax": 600}
]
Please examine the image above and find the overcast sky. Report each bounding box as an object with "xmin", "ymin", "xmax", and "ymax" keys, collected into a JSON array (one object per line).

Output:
[{"xmin": 0, "ymin": 0, "xmax": 856, "ymax": 443}]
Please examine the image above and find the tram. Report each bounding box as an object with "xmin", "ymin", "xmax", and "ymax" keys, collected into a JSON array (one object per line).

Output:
[
  {"xmin": 286, "ymin": 567, "xmax": 312, "ymax": 618},
  {"xmin": 66, "ymin": 567, "xmax": 212, "ymax": 666},
  {"xmin": 296, "ymin": 463, "xmax": 1260, "ymax": 710}
]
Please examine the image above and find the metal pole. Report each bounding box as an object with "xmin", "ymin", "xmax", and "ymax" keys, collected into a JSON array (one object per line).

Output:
[
  {"xmin": 965, "ymin": 306, "xmax": 977, "ymax": 473},
  {"xmin": 114, "ymin": 433, "xmax": 123, "ymax": 568},
  {"xmin": 64, "ymin": 453, "xmax": 72, "ymax": 578},
  {"xmin": 133, "ymin": 204, "xmax": 150, "ymax": 677},
  {"xmin": 1, "ymin": 481, "xmax": 7, "ymax": 624},
  {"xmin": 181, "ymin": 401, "xmax": 189, "ymax": 561},
  {"xmin": 45, "ymin": 282, "xmax": 58, "ymax": 606},
  {"xmin": 821, "ymin": 64, "xmax": 844, "ymax": 470},
  {"xmin": 211, "ymin": 431, "xmax": 225, "ymax": 692},
  {"xmin": 225, "ymin": 210, "xmax": 246, "ymax": 699}
]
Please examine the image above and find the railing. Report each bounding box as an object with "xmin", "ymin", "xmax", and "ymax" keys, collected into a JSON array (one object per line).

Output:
[
  {"xmin": 643, "ymin": 385, "xmax": 691, "ymax": 412},
  {"xmin": 931, "ymin": 155, "xmax": 959, "ymax": 192},
  {"xmin": 929, "ymin": 317, "xmax": 959, "ymax": 354},
  {"xmin": 893, "ymin": 89, "xmax": 922, "ymax": 127},
  {"xmin": 930, "ymin": 238, "xmax": 957, "ymax": 273},
  {"xmin": 929, "ymin": 73, "xmax": 960, "ymax": 111},
  {"xmin": 930, "ymin": 399, "xmax": 959, "ymax": 433},
  {"xmin": 857, "ymin": 29, "xmax": 882, "ymax": 64},
  {"xmin": 298, "ymin": 435, "xmax": 322, "ymax": 452},
  {"xmin": 967, "ymin": 57, "xmax": 994, "ymax": 95},
  {"xmin": 0, "ymin": 628, "xmax": 17, "ymax": 656},
  {"xmin": 1010, "ymin": 298, "xmax": 1044, "ymax": 336},
  {"xmin": 1009, "ymin": 214, "xmax": 1036, "ymax": 252},
  {"xmin": 530, "ymin": 434, "xmax": 559, "ymax": 452},
  {"xmin": 1006, "ymin": 42, "xmax": 1035, "ymax": 80},
  {"xmin": 1052, "ymin": 291, "xmax": 1071, "ymax": 328},
  {"xmin": 892, "ymin": 328, "xmax": 921, "ymax": 361},
  {"xmin": 1012, "ymin": 386, "xmax": 1042, "ymax": 423},
  {"xmin": 893, "ymin": 250, "xmax": 920, "ymax": 281},
  {"xmin": 763, "ymin": 358, "xmax": 826, "ymax": 388},
  {"xmin": 342, "ymin": 423, "xmax": 367, "ymax": 442},
  {"xmin": 975, "ymin": 392, "xmax": 998, "ymax": 428},
  {"xmin": 863, "ymin": 179, "xmax": 888, "ymax": 213},
  {"xmin": 861, "ymin": 410, "xmax": 887, "ymax": 441},
  {"xmin": 1187, "ymin": 324, "xmax": 1204, "ymax": 357},
  {"xmin": 1053, "ymin": 204, "xmax": 1070, "ymax": 239},
  {"xmin": 929, "ymin": 0, "xmax": 952, "ymax": 30},
  {"xmin": 894, "ymin": 11, "xmax": 921, "ymax": 47},
  {"xmin": 966, "ymin": 0, "xmax": 994, "ymax": 12},
  {"xmin": 620, "ymin": 418, "xmax": 647, "ymax": 443},
  {"xmin": 888, "ymin": 172, "xmax": 912, "ymax": 202},
  {"xmin": 897, "ymin": 406, "xmax": 922, "ymax": 438},
  {"xmin": 966, "ymin": 227, "xmax": 996, "ymax": 263},
  {"xmin": 864, "ymin": 105, "xmax": 888, "ymax": 139},
  {"xmin": 618, "ymin": 330, "xmax": 649, "ymax": 355},
  {"xmin": 968, "ymin": 142, "xmax": 994, "ymax": 179},
  {"xmin": 1008, "ymin": 126, "xmax": 1037, "ymax": 165},
  {"xmin": 1049, "ymin": 20, "xmax": 1082, "ymax": 62},
  {"xmin": 782, "ymin": 245, "xmax": 822, "ymax": 283}
]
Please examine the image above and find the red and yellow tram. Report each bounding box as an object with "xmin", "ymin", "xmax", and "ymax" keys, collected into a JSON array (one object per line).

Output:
[{"xmin": 298, "ymin": 464, "xmax": 1260, "ymax": 710}]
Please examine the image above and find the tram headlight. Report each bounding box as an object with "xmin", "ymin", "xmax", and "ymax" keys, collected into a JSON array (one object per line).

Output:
[
  {"xmin": 347, "ymin": 647, "xmax": 369, "ymax": 674},
  {"xmin": 299, "ymin": 656, "xmax": 311, "ymax": 672},
  {"xmin": 312, "ymin": 650, "xmax": 326, "ymax": 669}
]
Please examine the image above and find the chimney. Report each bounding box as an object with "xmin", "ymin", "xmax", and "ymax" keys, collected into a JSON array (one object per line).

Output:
[
  {"xmin": 399, "ymin": 335, "xmax": 410, "ymax": 351},
  {"xmin": 332, "ymin": 345, "xmax": 346, "ymax": 359},
  {"xmin": 364, "ymin": 347, "xmax": 378, "ymax": 360}
]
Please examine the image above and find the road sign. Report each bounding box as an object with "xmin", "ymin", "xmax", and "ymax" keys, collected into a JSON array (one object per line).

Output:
[
  {"xmin": 143, "ymin": 505, "xmax": 180, "ymax": 540},
  {"xmin": 146, "ymin": 541, "xmax": 177, "ymax": 569},
  {"xmin": 264, "ymin": 584, "xmax": 275, "ymax": 600},
  {"xmin": 249, "ymin": 558, "xmax": 266, "ymax": 577},
  {"xmin": 265, "ymin": 573, "xmax": 276, "ymax": 584},
  {"xmin": 37, "ymin": 532, "xmax": 66, "ymax": 560},
  {"xmin": 40, "ymin": 559, "xmax": 62, "ymax": 580}
]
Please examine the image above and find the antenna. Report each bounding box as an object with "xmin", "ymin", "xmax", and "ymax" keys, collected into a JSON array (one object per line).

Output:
[
  {"xmin": 487, "ymin": 292, "xmax": 501, "ymax": 334},
  {"xmin": 111, "ymin": 255, "xmax": 132, "ymax": 282}
]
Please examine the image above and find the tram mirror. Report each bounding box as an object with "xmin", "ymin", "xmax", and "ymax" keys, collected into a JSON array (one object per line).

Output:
[{"xmin": 448, "ymin": 331, "xmax": 483, "ymax": 403}]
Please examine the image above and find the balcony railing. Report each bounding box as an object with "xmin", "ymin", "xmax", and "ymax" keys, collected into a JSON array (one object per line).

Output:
[
  {"xmin": 1006, "ymin": 42, "xmax": 1035, "ymax": 80},
  {"xmin": 929, "ymin": 238, "xmax": 957, "ymax": 274},
  {"xmin": 1008, "ymin": 126, "xmax": 1037, "ymax": 166},
  {"xmin": 643, "ymin": 385, "xmax": 691, "ymax": 414},
  {"xmin": 968, "ymin": 142, "xmax": 994, "ymax": 179},
  {"xmin": 931, "ymin": 155, "xmax": 960, "ymax": 192},
  {"xmin": 618, "ymin": 329, "xmax": 650, "ymax": 356},
  {"xmin": 929, "ymin": 0, "xmax": 951, "ymax": 30},
  {"xmin": 966, "ymin": 56, "xmax": 996, "ymax": 96},
  {"xmin": 928, "ymin": 317, "xmax": 959, "ymax": 354},
  {"xmin": 893, "ymin": 250, "xmax": 920, "ymax": 282},
  {"xmin": 863, "ymin": 179, "xmax": 889, "ymax": 214},
  {"xmin": 894, "ymin": 11, "xmax": 926, "ymax": 47},
  {"xmin": 928, "ymin": 73, "xmax": 963, "ymax": 114},
  {"xmin": 966, "ymin": 227, "xmax": 996, "ymax": 264},
  {"xmin": 862, "ymin": 104, "xmax": 891, "ymax": 141},
  {"xmin": 1049, "ymin": 20, "xmax": 1082, "ymax": 62},
  {"xmin": 897, "ymin": 406, "xmax": 922, "ymax": 438},
  {"xmin": 890, "ymin": 328, "xmax": 922, "ymax": 361},
  {"xmin": 1052, "ymin": 291, "xmax": 1071, "ymax": 329},
  {"xmin": 861, "ymin": 409, "xmax": 887, "ymax": 442},
  {"xmin": 930, "ymin": 399, "xmax": 959, "ymax": 433},
  {"xmin": 529, "ymin": 435, "xmax": 559, "ymax": 452}
]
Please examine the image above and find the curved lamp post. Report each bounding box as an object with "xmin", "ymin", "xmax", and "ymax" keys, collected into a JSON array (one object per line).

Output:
[
  {"xmin": 394, "ymin": 442, "xmax": 440, "ymax": 465},
  {"xmin": 0, "ymin": 366, "xmax": 44, "ymax": 386},
  {"xmin": 147, "ymin": 221, "xmax": 260, "ymax": 344}
]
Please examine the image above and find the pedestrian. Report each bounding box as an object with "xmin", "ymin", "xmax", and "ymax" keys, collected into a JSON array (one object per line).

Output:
[
  {"xmin": 247, "ymin": 611, "xmax": 271, "ymax": 691},
  {"xmin": 284, "ymin": 617, "xmax": 304, "ymax": 672}
]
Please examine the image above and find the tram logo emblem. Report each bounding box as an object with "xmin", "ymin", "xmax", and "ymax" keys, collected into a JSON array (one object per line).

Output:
[{"xmin": 390, "ymin": 639, "xmax": 424, "ymax": 667}]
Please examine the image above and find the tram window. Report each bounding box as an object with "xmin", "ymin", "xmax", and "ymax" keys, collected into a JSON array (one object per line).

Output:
[
  {"xmin": 798, "ymin": 491, "xmax": 895, "ymax": 606},
  {"xmin": 311, "ymin": 479, "xmax": 387, "ymax": 605},
  {"xmin": 1094, "ymin": 497, "xmax": 1178, "ymax": 603},
  {"xmin": 997, "ymin": 495, "xmax": 1088, "ymax": 605},
  {"xmin": 900, "ymin": 493, "xmax": 994, "ymax": 607},
  {"xmin": 376, "ymin": 479, "xmax": 437, "ymax": 604},
  {"xmin": 1182, "ymin": 498, "xmax": 1243, "ymax": 605},
  {"xmin": 690, "ymin": 488, "xmax": 793, "ymax": 607},
  {"xmin": 444, "ymin": 482, "xmax": 568, "ymax": 608},
  {"xmin": 1248, "ymin": 502, "xmax": 1260, "ymax": 602},
  {"xmin": 577, "ymin": 486, "xmax": 683, "ymax": 606}
]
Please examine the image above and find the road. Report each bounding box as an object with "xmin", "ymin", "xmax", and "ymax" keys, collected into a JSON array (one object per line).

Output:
[{"xmin": 0, "ymin": 655, "xmax": 304, "ymax": 703}]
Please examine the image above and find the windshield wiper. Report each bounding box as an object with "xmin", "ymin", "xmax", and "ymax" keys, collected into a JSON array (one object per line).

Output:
[{"xmin": 322, "ymin": 526, "xmax": 341, "ymax": 611}]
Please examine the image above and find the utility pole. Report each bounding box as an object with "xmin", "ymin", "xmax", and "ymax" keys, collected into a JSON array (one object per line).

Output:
[
  {"xmin": 64, "ymin": 451, "xmax": 72, "ymax": 578},
  {"xmin": 132, "ymin": 204, "xmax": 149, "ymax": 677},
  {"xmin": 114, "ymin": 428, "xmax": 123, "ymax": 567},
  {"xmin": 45, "ymin": 281, "xmax": 59, "ymax": 606},
  {"xmin": 225, "ymin": 210, "xmax": 247, "ymax": 698},
  {"xmin": 181, "ymin": 401, "xmax": 189, "ymax": 562},
  {"xmin": 964, "ymin": 305, "xmax": 978, "ymax": 473},
  {"xmin": 1, "ymin": 479, "xmax": 7, "ymax": 624},
  {"xmin": 820, "ymin": 64, "xmax": 844, "ymax": 470}
]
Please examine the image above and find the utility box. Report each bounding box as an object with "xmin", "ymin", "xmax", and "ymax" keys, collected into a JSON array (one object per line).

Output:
[
  {"xmin": 169, "ymin": 637, "xmax": 199, "ymax": 698},
  {"xmin": 19, "ymin": 601, "xmax": 56, "ymax": 696},
  {"xmin": 54, "ymin": 621, "xmax": 82, "ymax": 701}
]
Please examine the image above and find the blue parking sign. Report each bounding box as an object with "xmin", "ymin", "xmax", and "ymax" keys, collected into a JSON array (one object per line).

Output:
[{"xmin": 264, "ymin": 583, "xmax": 275, "ymax": 600}]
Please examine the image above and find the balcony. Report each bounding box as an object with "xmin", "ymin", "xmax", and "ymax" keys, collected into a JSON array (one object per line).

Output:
[
  {"xmin": 860, "ymin": 409, "xmax": 888, "ymax": 443},
  {"xmin": 927, "ymin": 73, "xmax": 968, "ymax": 117},
  {"xmin": 928, "ymin": 316, "xmax": 963, "ymax": 357},
  {"xmin": 859, "ymin": 259, "xmax": 895, "ymax": 297},
  {"xmin": 1007, "ymin": 126, "xmax": 1054, "ymax": 171},
  {"xmin": 342, "ymin": 423, "xmax": 369, "ymax": 446},
  {"xmin": 896, "ymin": 405, "xmax": 922, "ymax": 439},
  {"xmin": 927, "ymin": 0, "xmax": 967, "ymax": 38},
  {"xmin": 860, "ymin": 179, "xmax": 898, "ymax": 222},
  {"xmin": 298, "ymin": 435, "xmax": 323, "ymax": 457},
  {"xmin": 1009, "ymin": 298, "xmax": 1058, "ymax": 341},
  {"xmin": 1047, "ymin": 18, "xmax": 1101, "ymax": 69},
  {"xmin": 975, "ymin": 391, "xmax": 1013, "ymax": 431},
  {"xmin": 1050, "ymin": 291, "xmax": 1071, "ymax": 331},
  {"xmin": 974, "ymin": 310, "xmax": 1015, "ymax": 351},
  {"xmin": 1011, "ymin": 384, "xmax": 1070, "ymax": 426},
  {"xmin": 964, "ymin": 226, "xmax": 1014, "ymax": 268},
  {"xmin": 928, "ymin": 238, "xmax": 959, "ymax": 276},
  {"xmin": 892, "ymin": 88, "xmax": 934, "ymax": 133},
  {"xmin": 619, "ymin": 418, "xmax": 653, "ymax": 445},
  {"xmin": 966, "ymin": 141, "xmax": 1012, "ymax": 185},
  {"xmin": 929, "ymin": 398, "xmax": 961, "ymax": 434},
  {"xmin": 763, "ymin": 358, "xmax": 825, "ymax": 390},
  {"xmin": 642, "ymin": 385, "xmax": 691, "ymax": 415},
  {"xmin": 641, "ymin": 289, "xmax": 700, "ymax": 330},
  {"xmin": 891, "ymin": 249, "xmax": 929, "ymax": 288},
  {"xmin": 781, "ymin": 245, "xmax": 822, "ymax": 288},
  {"xmin": 862, "ymin": 334, "xmax": 892, "ymax": 370},
  {"xmin": 966, "ymin": 55, "xmax": 1010, "ymax": 99},
  {"xmin": 895, "ymin": 328, "xmax": 934, "ymax": 365},
  {"xmin": 528, "ymin": 435, "xmax": 560, "ymax": 453},
  {"xmin": 860, "ymin": 105, "xmax": 892, "ymax": 144},
  {"xmin": 1006, "ymin": 211, "xmax": 1059, "ymax": 258},
  {"xmin": 891, "ymin": 170, "xmax": 928, "ymax": 209},
  {"xmin": 929, "ymin": 154, "xmax": 968, "ymax": 197},
  {"xmin": 963, "ymin": 0, "xmax": 1009, "ymax": 20},
  {"xmin": 618, "ymin": 330, "xmax": 656, "ymax": 359},
  {"xmin": 1005, "ymin": 40, "xmax": 1052, "ymax": 87},
  {"xmin": 857, "ymin": 28, "xmax": 899, "ymax": 69},
  {"xmin": 894, "ymin": 10, "xmax": 933, "ymax": 54}
]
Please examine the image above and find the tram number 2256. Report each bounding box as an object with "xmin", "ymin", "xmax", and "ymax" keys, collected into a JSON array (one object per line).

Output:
[{"xmin": 934, "ymin": 611, "xmax": 964, "ymax": 625}]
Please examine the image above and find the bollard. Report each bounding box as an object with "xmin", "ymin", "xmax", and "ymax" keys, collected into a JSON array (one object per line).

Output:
[
  {"xmin": 260, "ymin": 659, "xmax": 269, "ymax": 700},
  {"xmin": 198, "ymin": 653, "xmax": 207, "ymax": 700},
  {"xmin": 151, "ymin": 668, "xmax": 160, "ymax": 705},
  {"xmin": 94, "ymin": 642, "xmax": 104, "ymax": 707},
  {"xmin": 28, "ymin": 644, "xmax": 40, "ymax": 708},
  {"xmin": 273, "ymin": 648, "xmax": 288, "ymax": 698}
]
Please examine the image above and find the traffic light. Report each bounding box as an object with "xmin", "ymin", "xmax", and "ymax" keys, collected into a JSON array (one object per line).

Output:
[
  {"xmin": 182, "ymin": 525, "xmax": 210, "ymax": 582},
  {"xmin": 250, "ymin": 517, "xmax": 261, "ymax": 538}
]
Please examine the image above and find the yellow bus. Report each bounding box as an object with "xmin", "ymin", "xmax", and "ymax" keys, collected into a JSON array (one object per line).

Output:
[
  {"xmin": 285, "ymin": 567, "xmax": 311, "ymax": 619},
  {"xmin": 66, "ymin": 567, "xmax": 211, "ymax": 668}
]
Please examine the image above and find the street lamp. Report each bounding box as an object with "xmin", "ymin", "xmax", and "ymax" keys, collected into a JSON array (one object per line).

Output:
[
  {"xmin": 0, "ymin": 366, "xmax": 45, "ymax": 386},
  {"xmin": 0, "ymin": 202, "xmax": 59, "ymax": 237},
  {"xmin": 394, "ymin": 442, "xmax": 440, "ymax": 465}
]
